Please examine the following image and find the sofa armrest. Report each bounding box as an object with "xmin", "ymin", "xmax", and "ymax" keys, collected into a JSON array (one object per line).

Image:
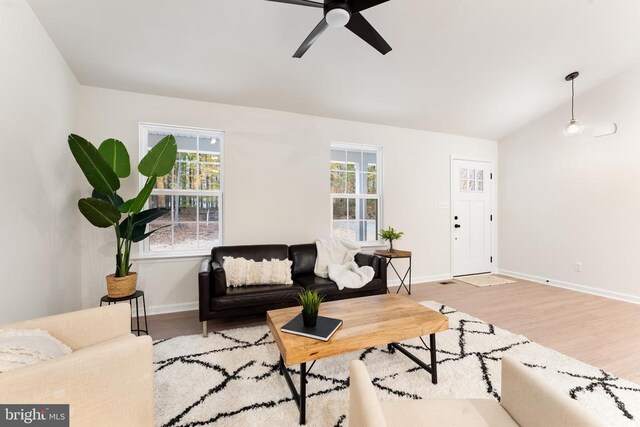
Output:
[
  {"xmin": 355, "ymin": 253, "xmax": 387, "ymax": 284},
  {"xmin": 0, "ymin": 304, "xmax": 131, "ymax": 351},
  {"xmin": 349, "ymin": 360, "xmax": 387, "ymax": 427},
  {"xmin": 0, "ymin": 335, "xmax": 154, "ymax": 427},
  {"xmin": 211, "ymin": 260, "xmax": 227, "ymax": 296}
]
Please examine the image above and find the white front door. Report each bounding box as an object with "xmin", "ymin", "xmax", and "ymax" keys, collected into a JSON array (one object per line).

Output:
[{"xmin": 452, "ymin": 159, "xmax": 492, "ymax": 276}]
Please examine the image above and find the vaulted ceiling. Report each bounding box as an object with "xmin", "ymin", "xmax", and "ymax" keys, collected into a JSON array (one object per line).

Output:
[{"xmin": 28, "ymin": 0, "xmax": 640, "ymax": 140}]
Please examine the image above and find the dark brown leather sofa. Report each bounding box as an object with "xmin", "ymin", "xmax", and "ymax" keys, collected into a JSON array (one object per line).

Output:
[{"xmin": 199, "ymin": 243, "xmax": 387, "ymax": 336}]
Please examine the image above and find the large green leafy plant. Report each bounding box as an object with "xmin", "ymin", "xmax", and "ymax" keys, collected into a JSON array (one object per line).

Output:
[{"xmin": 68, "ymin": 134, "xmax": 178, "ymax": 277}]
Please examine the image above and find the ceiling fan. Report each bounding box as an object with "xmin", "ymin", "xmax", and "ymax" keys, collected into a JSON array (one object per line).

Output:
[{"xmin": 266, "ymin": 0, "xmax": 392, "ymax": 58}]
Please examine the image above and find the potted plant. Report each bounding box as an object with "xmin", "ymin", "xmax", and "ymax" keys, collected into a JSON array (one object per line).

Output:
[
  {"xmin": 297, "ymin": 290, "xmax": 325, "ymax": 327},
  {"xmin": 68, "ymin": 134, "xmax": 178, "ymax": 298},
  {"xmin": 379, "ymin": 226, "xmax": 405, "ymax": 252}
]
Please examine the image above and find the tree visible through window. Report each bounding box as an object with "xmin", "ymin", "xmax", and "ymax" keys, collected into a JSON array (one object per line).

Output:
[
  {"xmin": 330, "ymin": 144, "xmax": 381, "ymax": 243},
  {"xmin": 140, "ymin": 124, "xmax": 223, "ymax": 256}
]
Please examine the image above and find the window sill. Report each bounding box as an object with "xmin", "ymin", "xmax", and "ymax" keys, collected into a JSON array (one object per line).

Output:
[{"xmin": 132, "ymin": 252, "xmax": 210, "ymax": 263}]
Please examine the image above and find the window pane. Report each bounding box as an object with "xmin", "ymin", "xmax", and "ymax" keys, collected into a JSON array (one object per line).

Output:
[
  {"xmin": 478, "ymin": 181, "xmax": 484, "ymax": 191},
  {"xmin": 332, "ymin": 221, "xmax": 356, "ymax": 241},
  {"xmin": 332, "ymin": 198, "xmax": 347, "ymax": 220},
  {"xmin": 346, "ymin": 172, "xmax": 356, "ymax": 193},
  {"xmin": 149, "ymin": 224, "xmax": 173, "ymax": 251},
  {"xmin": 366, "ymin": 199, "xmax": 378, "ymax": 220},
  {"xmin": 198, "ymin": 196, "xmax": 219, "ymax": 222},
  {"xmin": 174, "ymin": 223, "xmax": 198, "ymax": 250},
  {"xmin": 198, "ymin": 222, "xmax": 220, "ymax": 249},
  {"xmin": 367, "ymin": 163, "xmax": 377, "ymax": 173},
  {"xmin": 469, "ymin": 180, "xmax": 476, "ymax": 191},
  {"xmin": 175, "ymin": 161, "xmax": 198, "ymax": 190},
  {"xmin": 331, "ymin": 171, "xmax": 347, "ymax": 193},
  {"xmin": 174, "ymin": 195, "xmax": 197, "ymax": 222},
  {"xmin": 199, "ymin": 135, "xmax": 221, "ymax": 161},
  {"xmin": 331, "ymin": 149, "xmax": 346, "ymax": 169},
  {"xmin": 362, "ymin": 220, "xmax": 378, "ymax": 242},
  {"xmin": 365, "ymin": 172, "xmax": 376, "ymax": 194},
  {"xmin": 477, "ymin": 170, "xmax": 484, "ymax": 180},
  {"xmin": 199, "ymin": 163, "xmax": 221, "ymax": 190},
  {"xmin": 347, "ymin": 198, "xmax": 356, "ymax": 220}
]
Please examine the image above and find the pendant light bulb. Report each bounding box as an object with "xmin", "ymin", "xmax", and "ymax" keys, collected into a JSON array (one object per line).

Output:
[{"xmin": 563, "ymin": 119, "xmax": 584, "ymax": 136}]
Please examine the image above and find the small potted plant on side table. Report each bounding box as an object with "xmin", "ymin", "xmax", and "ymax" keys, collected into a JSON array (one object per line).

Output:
[
  {"xmin": 379, "ymin": 226, "xmax": 405, "ymax": 253},
  {"xmin": 297, "ymin": 290, "xmax": 325, "ymax": 327}
]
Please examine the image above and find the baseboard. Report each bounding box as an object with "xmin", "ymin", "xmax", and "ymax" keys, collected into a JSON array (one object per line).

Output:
[
  {"xmin": 387, "ymin": 274, "xmax": 453, "ymax": 287},
  {"xmin": 144, "ymin": 301, "xmax": 198, "ymax": 316},
  {"xmin": 497, "ymin": 269, "xmax": 640, "ymax": 306}
]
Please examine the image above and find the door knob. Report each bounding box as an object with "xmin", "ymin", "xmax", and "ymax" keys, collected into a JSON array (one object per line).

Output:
[{"xmin": 454, "ymin": 224, "xmax": 461, "ymax": 228}]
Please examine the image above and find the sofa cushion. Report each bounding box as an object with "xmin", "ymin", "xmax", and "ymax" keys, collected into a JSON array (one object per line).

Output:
[
  {"xmin": 289, "ymin": 244, "xmax": 317, "ymax": 277},
  {"xmin": 212, "ymin": 245, "xmax": 288, "ymax": 264},
  {"xmin": 211, "ymin": 284, "xmax": 305, "ymax": 311},
  {"xmin": 293, "ymin": 274, "xmax": 338, "ymax": 294}
]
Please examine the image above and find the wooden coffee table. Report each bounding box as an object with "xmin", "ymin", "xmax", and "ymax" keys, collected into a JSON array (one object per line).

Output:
[{"xmin": 266, "ymin": 294, "xmax": 449, "ymax": 425}]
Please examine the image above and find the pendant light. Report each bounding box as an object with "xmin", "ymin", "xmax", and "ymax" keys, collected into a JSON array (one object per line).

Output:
[{"xmin": 563, "ymin": 71, "xmax": 584, "ymax": 136}]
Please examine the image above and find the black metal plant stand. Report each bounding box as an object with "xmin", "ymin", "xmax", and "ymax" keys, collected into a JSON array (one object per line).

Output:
[{"xmin": 100, "ymin": 290, "xmax": 149, "ymax": 336}]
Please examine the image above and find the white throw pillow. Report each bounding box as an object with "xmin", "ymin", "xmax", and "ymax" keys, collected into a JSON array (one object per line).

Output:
[
  {"xmin": 223, "ymin": 257, "xmax": 293, "ymax": 287},
  {"xmin": 0, "ymin": 329, "xmax": 72, "ymax": 373}
]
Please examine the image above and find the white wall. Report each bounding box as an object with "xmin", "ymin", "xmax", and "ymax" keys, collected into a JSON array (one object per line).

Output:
[
  {"xmin": 499, "ymin": 63, "xmax": 640, "ymax": 302},
  {"xmin": 0, "ymin": 0, "xmax": 81, "ymax": 322},
  {"xmin": 76, "ymin": 87, "xmax": 498, "ymax": 313}
]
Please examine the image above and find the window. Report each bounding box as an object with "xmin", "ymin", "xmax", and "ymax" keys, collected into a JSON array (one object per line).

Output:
[
  {"xmin": 460, "ymin": 168, "xmax": 484, "ymax": 192},
  {"xmin": 330, "ymin": 143, "xmax": 381, "ymax": 243},
  {"xmin": 140, "ymin": 123, "xmax": 223, "ymax": 256}
]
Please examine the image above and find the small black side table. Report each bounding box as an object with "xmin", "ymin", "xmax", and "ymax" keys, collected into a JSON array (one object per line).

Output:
[
  {"xmin": 374, "ymin": 249, "xmax": 412, "ymax": 295},
  {"xmin": 100, "ymin": 290, "xmax": 149, "ymax": 336}
]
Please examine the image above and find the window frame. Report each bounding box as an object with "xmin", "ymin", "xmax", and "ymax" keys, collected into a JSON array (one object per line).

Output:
[
  {"xmin": 329, "ymin": 142, "xmax": 383, "ymax": 246},
  {"xmin": 138, "ymin": 122, "xmax": 225, "ymax": 259}
]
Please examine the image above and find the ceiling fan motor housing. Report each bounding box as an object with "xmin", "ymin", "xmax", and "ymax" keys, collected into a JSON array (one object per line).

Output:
[{"xmin": 325, "ymin": 1, "xmax": 351, "ymax": 27}]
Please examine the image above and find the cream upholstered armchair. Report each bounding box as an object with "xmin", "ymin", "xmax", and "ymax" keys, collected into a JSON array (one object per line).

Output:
[
  {"xmin": 0, "ymin": 304, "xmax": 154, "ymax": 427},
  {"xmin": 349, "ymin": 356, "xmax": 604, "ymax": 427}
]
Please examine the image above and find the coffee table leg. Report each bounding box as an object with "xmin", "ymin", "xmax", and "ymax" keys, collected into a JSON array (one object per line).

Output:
[
  {"xmin": 300, "ymin": 362, "xmax": 306, "ymax": 425},
  {"xmin": 279, "ymin": 355, "xmax": 284, "ymax": 376},
  {"xmin": 430, "ymin": 334, "xmax": 437, "ymax": 384}
]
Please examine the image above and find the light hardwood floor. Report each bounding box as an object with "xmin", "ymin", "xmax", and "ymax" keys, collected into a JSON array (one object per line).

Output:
[{"xmin": 147, "ymin": 276, "xmax": 640, "ymax": 383}]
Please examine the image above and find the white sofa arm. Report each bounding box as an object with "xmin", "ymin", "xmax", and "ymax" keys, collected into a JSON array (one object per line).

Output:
[
  {"xmin": 0, "ymin": 334, "xmax": 154, "ymax": 427},
  {"xmin": 349, "ymin": 360, "xmax": 387, "ymax": 427},
  {"xmin": 1, "ymin": 304, "xmax": 131, "ymax": 350}
]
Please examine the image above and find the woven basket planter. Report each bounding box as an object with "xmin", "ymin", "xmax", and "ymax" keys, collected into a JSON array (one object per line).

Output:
[{"xmin": 106, "ymin": 272, "xmax": 138, "ymax": 298}]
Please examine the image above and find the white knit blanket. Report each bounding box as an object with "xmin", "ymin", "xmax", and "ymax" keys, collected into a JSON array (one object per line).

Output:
[
  {"xmin": 327, "ymin": 261, "xmax": 375, "ymax": 290},
  {"xmin": 314, "ymin": 239, "xmax": 360, "ymax": 278},
  {"xmin": 314, "ymin": 239, "xmax": 373, "ymax": 289}
]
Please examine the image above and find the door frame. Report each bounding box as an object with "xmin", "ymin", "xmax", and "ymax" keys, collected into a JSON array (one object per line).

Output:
[{"xmin": 449, "ymin": 156, "xmax": 496, "ymax": 277}]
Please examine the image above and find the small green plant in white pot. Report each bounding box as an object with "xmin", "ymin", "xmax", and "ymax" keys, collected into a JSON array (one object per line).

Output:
[
  {"xmin": 297, "ymin": 290, "xmax": 325, "ymax": 327},
  {"xmin": 379, "ymin": 226, "xmax": 405, "ymax": 252}
]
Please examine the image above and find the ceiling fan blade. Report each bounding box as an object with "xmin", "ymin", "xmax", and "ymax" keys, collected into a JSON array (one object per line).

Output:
[
  {"xmin": 265, "ymin": 0, "xmax": 323, "ymax": 8},
  {"xmin": 349, "ymin": 0, "xmax": 389, "ymax": 13},
  {"xmin": 293, "ymin": 18, "xmax": 329, "ymax": 58},
  {"xmin": 345, "ymin": 12, "xmax": 392, "ymax": 55}
]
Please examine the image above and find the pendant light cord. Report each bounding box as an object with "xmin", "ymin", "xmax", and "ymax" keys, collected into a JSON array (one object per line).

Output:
[{"xmin": 571, "ymin": 79, "xmax": 575, "ymax": 121}]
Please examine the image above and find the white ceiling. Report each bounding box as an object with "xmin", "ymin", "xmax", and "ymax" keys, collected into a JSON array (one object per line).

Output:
[{"xmin": 28, "ymin": 0, "xmax": 640, "ymax": 140}]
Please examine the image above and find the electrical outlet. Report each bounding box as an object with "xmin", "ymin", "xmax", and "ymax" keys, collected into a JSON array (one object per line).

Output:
[{"xmin": 574, "ymin": 261, "xmax": 583, "ymax": 272}]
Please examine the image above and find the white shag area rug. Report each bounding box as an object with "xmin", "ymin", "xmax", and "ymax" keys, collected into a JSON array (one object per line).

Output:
[
  {"xmin": 455, "ymin": 274, "xmax": 517, "ymax": 287},
  {"xmin": 153, "ymin": 302, "xmax": 640, "ymax": 427}
]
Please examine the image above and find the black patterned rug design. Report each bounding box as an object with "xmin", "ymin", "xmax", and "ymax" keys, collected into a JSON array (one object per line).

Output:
[{"xmin": 153, "ymin": 302, "xmax": 640, "ymax": 426}]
